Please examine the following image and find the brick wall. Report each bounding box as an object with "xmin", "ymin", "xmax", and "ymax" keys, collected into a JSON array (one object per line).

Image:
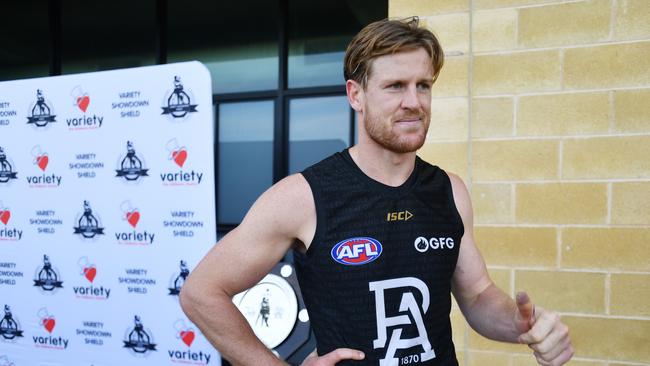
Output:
[{"xmin": 390, "ymin": 0, "xmax": 650, "ymax": 365}]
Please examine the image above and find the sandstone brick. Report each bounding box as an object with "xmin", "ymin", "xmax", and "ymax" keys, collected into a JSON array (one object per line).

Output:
[
  {"xmin": 611, "ymin": 182, "xmax": 650, "ymax": 225},
  {"xmin": 473, "ymin": 51, "xmax": 561, "ymax": 95},
  {"xmin": 564, "ymin": 41, "xmax": 650, "ymax": 90},
  {"xmin": 563, "ymin": 136, "xmax": 650, "ymax": 179},
  {"xmin": 614, "ymin": 88, "xmax": 650, "ymax": 132},
  {"xmin": 563, "ymin": 316, "xmax": 650, "ymax": 362},
  {"xmin": 518, "ymin": 0, "xmax": 611, "ymax": 48},
  {"xmin": 562, "ymin": 227, "xmax": 650, "ymax": 271},
  {"xmin": 473, "ymin": 184, "xmax": 512, "ymax": 224},
  {"xmin": 433, "ymin": 56, "xmax": 468, "ymax": 97},
  {"xmin": 467, "ymin": 351, "xmax": 510, "ymax": 366},
  {"xmin": 518, "ymin": 93, "xmax": 610, "ymax": 136},
  {"xmin": 424, "ymin": 13, "xmax": 469, "ymax": 54},
  {"xmin": 475, "ymin": 0, "xmax": 562, "ymax": 9},
  {"xmin": 389, "ymin": 0, "xmax": 469, "ymax": 16},
  {"xmin": 515, "ymin": 270, "xmax": 606, "ymax": 314},
  {"xmin": 611, "ymin": 273, "xmax": 650, "ymax": 317},
  {"xmin": 488, "ymin": 268, "xmax": 512, "ymax": 295},
  {"xmin": 512, "ymin": 355, "xmax": 605, "ymax": 366},
  {"xmin": 615, "ymin": 0, "xmax": 650, "ymax": 40},
  {"xmin": 468, "ymin": 326, "xmax": 528, "ymax": 353},
  {"xmin": 471, "ymin": 97, "xmax": 513, "ymax": 138},
  {"xmin": 516, "ymin": 183, "xmax": 607, "ymax": 224},
  {"xmin": 451, "ymin": 308, "xmax": 467, "ymax": 348},
  {"xmin": 475, "ymin": 226, "xmax": 557, "ymax": 267},
  {"xmin": 429, "ymin": 97, "xmax": 468, "ymax": 141},
  {"xmin": 473, "ymin": 140, "xmax": 559, "ymax": 181},
  {"xmin": 472, "ymin": 9, "xmax": 516, "ymax": 52},
  {"xmin": 419, "ymin": 142, "xmax": 468, "ymax": 181}
]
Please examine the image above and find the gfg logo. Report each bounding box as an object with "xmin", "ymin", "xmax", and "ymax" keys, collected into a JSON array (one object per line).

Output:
[
  {"xmin": 414, "ymin": 236, "xmax": 455, "ymax": 253},
  {"xmin": 331, "ymin": 237, "xmax": 382, "ymax": 265}
]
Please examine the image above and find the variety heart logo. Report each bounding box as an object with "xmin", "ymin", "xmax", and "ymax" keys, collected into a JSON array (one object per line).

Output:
[
  {"xmin": 126, "ymin": 210, "xmax": 140, "ymax": 228},
  {"xmin": 172, "ymin": 149, "xmax": 187, "ymax": 168},
  {"xmin": 77, "ymin": 95, "xmax": 90, "ymax": 112},
  {"xmin": 84, "ymin": 267, "xmax": 97, "ymax": 283},
  {"xmin": 36, "ymin": 155, "xmax": 49, "ymax": 171},
  {"xmin": 180, "ymin": 330, "xmax": 195, "ymax": 347},
  {"xmin": 0, "ymin": 210, "xmax": 10, "ymax": 225},
  {"xmin": 43, "ymin": 317, "xmax": 56, "ymax": 333}
]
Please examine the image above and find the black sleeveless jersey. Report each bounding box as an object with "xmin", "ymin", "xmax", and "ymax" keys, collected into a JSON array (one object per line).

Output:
[{"xmin": 294, "ymin": 149, "xmax": 464, "ymax": 366}]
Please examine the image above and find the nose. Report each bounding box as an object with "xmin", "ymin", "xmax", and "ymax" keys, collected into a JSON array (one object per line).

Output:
[{"xmin": 401, "ymin": 84, "xmax": 421, "ymax": 110}]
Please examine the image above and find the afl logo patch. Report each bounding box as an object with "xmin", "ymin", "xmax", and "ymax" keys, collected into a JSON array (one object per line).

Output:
[{"xmin": 331, "ymin": 237, "xmax": 382, "ymax": 265}]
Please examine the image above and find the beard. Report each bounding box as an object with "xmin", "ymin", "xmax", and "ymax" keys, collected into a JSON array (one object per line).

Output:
[{"xmin": 363, "ymin": 109, "xmax": 430, "ymax": 153}]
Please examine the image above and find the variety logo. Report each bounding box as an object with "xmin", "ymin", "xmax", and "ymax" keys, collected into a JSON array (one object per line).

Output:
[
  {"xmin": 115, "ymin": 201, "xmax": 155, "ymax": 245},
  {"xmin": 115, "ymin": 141, "xmax": 149, "ymax": 181},
  {"xmin": 0, "ymin": 147, "xmax": 18, "ymax": 184},
  {"xmin": 168, "ymin": 260, "xmax": 190, "ymax": 296},
  {"xmin": 26, "ymin": 89, "xmax": 57, "ymax": 127},
  {"xmin": 0, "ymin": 202, "xmax": 22, "ymax": 241},
  {"xmin": 27, "ymin": 145, "xmax": 62, "ymax": 188},
  {"xmin": 66, "ymin": 86, "xmax": 104, "ymax": 130},
  {"xmin": 72, "ymin": 257, "xmax": 110, "ymax": 300},
  {"xmin": 331, "ymin": 237, "xmax": 382, "ymax": 266},
  {"xmin": 162, "ymin": 76, "xmax": 198, "ymax": 119},
  {"xmin": 123, "ymin": 315, "xmax": 157, "ymax": 356},
  {"xmin": 33, "ymin": 254, "xmax": 64, "ymax": 292},
  {"xmin": 161, "ymin": 139, "xmax": 203, "ymax": 186},
  {"xmin": 168, "ymin": 319, "xmax": 212, "ymax": 365},
  {"xmin": 73, "ymin": 200, "xmax": 105, "ymax": 239},
  {"xmin": 0, "ymin": 305, "xmax": 24, "ymax": 341},
  {"xmin": 414, "ymin": 236, "xmax": 455, "ymax": 253},
  {"xmin": 33, "ymin": 308, "xmax": 69, "ymax": 349}
]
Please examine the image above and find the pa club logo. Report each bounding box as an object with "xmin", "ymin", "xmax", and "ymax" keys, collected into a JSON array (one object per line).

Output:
[
  {"xmin": 33, "ymin": 254, "xmax": 64, "ymax": 292},
  {"xmin": 161, "ymin": 76, "xmax": 198, "ymax": 119},
  {"xmin": 73, "ymin": 200, "xmax": 105, "ymax": 239},
  {"xmin": 0, "ymin": 147, "xmax": 18, "ymax": 184},
  {"xmin": 26, "ymin": 89, "xmax": 56, "ymax": 127},
  {"xmin": 0, "ymin": 305, "xmax": 24, "ymax": 341},
  {"xmin": 115, "ymin": 141, "xmax": 149, "ymax": 181},
  {"xmin": 123, "ymin": 315, "xmax": 157, "ymax": 355},
  {"xmin": 331, "ymin": 237, "xmax": 383, "ymax": 266},
  {"xmin": 168, "ymin": 260, "xmax": 190, "ymax": 296}
]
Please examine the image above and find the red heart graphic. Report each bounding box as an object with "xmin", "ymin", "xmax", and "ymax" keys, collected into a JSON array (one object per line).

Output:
[
  {"xmin": 43, "ymin": 317, "xmax": 56, "ymax": 333},
  {"xmin": 37, "ymin": 155, "xmax": 49, "ymax": 171},
  {"xmin": 126, "ymin": 211, "xmax": 140, "ymax": 228},
  {"xmin": 180, "ymin": 330, "xmax": 195, "ymax": 347},
  {"xmin": 172, "ymin": 149, "xmax": 188, "ymax": 168},
  {"xmin": 77, "ymin": 95, "xmax": 90, "ymax": 112},
  {"xmin": 0, "ymin": 210, "xmax": 10, "ymax": 225},
  {"xmin": 84, "ymin": 267, "xmax": 96, "ymax": 283}
]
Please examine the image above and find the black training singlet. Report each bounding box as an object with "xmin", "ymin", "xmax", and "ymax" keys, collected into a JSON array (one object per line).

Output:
[{"xmin": 294, "ymin": 149, "xmax": 464, "ymax": 366}]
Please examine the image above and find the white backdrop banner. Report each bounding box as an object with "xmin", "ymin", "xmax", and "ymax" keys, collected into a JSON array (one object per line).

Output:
[{"xmin": 0, "ymin": 61, "xmax": 220, "ymax": 366}]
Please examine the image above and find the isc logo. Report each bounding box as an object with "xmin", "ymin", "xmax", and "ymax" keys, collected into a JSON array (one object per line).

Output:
[{"xmin": 331, "ymin": 237, "xmax": 383, "ymax": 266}]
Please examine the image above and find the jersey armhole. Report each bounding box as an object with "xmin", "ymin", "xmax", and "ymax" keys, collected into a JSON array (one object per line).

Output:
[
  {"xmin": 441, "ymin": 169, "xmax": 466, "ymax": 239},
  {"xmin": 300, "ymin": 170, "xmax": 325, "ymax": 257}
]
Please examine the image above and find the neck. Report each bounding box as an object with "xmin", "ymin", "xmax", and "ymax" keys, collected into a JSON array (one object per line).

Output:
[{"xmin": 348, "ymin": 142, "xmax": 417, "ymax": 187}]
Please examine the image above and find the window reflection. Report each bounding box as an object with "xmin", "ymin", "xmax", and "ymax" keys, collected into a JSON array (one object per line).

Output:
[
  {"xmin": 289, "ymin": 96, "xmax": 350, "ymax": 173},
  {"xmin": 218, "ymin": 101, "xmax": 274, "ymax": 224}
]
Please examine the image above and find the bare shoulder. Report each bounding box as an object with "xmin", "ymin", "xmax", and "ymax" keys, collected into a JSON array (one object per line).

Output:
[
  {"xmin": 445, "ymin": 171, "xmax": 473, "ymax": 223},
  {"xmin": 242, "ymin": 173, "xmax": 316, "ymax": 247}
]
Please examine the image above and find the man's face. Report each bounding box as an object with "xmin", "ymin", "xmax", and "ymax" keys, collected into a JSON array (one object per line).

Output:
[{"xmin": 358, "ymin": 48, "xmax": 433, "ymax": 153}]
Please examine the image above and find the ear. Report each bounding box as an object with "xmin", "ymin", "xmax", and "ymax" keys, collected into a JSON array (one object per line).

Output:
[{"xmin": 346, "ymin": 79, "xmax": 364, "ymax": 112}]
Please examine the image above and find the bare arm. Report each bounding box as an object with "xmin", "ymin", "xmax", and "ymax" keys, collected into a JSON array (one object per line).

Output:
[
  {"xmin": 180, "ymin": 174, "xmax": 312, "ymax": 365},
  {"xmin": 448, "ymin": 173, "xmax": 573, "ymax": 365},
  {"xmin": 180, "ymin": 174, "xmax": 365, "ymax": 366}
]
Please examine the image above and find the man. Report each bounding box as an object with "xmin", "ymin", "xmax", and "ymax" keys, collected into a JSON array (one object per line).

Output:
[{"xmin": 180, "ymin": 18, "xmax": 573, "ymax": 366}]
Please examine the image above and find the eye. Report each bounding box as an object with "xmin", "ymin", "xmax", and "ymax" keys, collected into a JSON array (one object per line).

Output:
[
  {"xmin": 388, "ymin": 82, "xmax": 403, "ymax": 90},
  {"xmin": 417, "ymin": 83, "xmax": 431, "ymax": 92}
]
